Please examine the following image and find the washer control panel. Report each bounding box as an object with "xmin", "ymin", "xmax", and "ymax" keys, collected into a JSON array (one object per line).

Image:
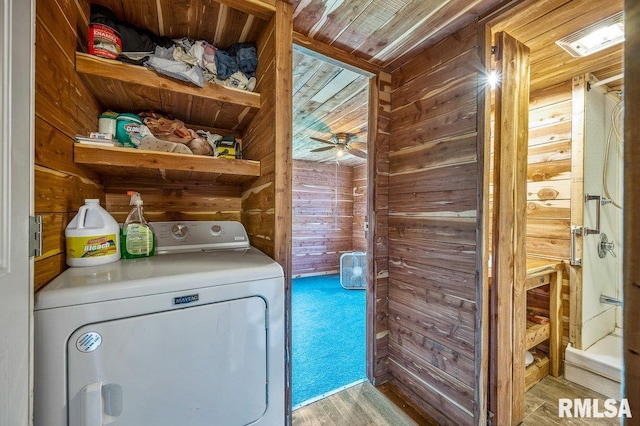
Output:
[{"xmin": 151, "ymin": 221, "xmax": 250, "ymax": 254}]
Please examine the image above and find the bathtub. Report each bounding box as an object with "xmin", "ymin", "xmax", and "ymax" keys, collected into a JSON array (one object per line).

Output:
[{"xmin": 564, "ymin": 328, "xmax": 622, "ymax": 399}]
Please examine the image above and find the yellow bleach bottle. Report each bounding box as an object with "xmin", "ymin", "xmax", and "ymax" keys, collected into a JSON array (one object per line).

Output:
[{"xmin": 65, "ymin": 199, "xmax": 121, "ymax": 267}]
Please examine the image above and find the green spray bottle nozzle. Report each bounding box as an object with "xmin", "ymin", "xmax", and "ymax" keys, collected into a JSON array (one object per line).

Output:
[{"xmin": 127, "ymin": 191, "xmax": 143, "ymax": 206}]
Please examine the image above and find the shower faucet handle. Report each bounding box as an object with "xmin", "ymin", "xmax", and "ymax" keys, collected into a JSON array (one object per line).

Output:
[{"xmin": 598, "ymin": 233, "xmax": 616, "ymax": 259}]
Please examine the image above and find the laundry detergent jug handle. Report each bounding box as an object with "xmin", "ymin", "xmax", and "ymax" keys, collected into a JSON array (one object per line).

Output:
[{"xmin": 76, "ymin": 205, "xmax": 88, "ymax": 230}]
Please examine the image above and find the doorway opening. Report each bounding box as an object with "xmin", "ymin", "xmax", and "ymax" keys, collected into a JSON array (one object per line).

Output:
[
  {"xmin": 484, "ymin": 1, "xmax": 625, "ymax": 424},
  {"xmin": 290, "ymin": 46, "xmax": 371, "ymax": 408}
]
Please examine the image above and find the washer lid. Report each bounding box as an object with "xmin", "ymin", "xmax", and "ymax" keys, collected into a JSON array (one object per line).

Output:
[{"xmin": 35, "ymin": 247, "xmax": 283, "ymax": 310}]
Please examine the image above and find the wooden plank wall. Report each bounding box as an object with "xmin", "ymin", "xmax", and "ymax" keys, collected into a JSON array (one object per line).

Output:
[
  {"xmin": 104, "ymin": 184, "xmax": 243, "ymax": 224},
  {"xmin": 352, "ymin": 164, "xmax": 367, "ymax": 253},
  {"xmin": 386, "ymin": 22, "xmax": 480, "ymax": 425},
  {"xmin": 242, "ymin": 17, "xmax": 277, "ymax": 258},
  {"xmin": 526, "ymin": 81, "xmax": 573, "ymax": 356},
  {"xmin": 34, "ymin": 0, "xmax": 103, "ymax": 292},
  {"xmin": 292, "ymin": 160, "xmax": 354, "ymax": 276},
  {"xmin": 526, "ymin": 82, "xmax": 572, "ymax": 261}
]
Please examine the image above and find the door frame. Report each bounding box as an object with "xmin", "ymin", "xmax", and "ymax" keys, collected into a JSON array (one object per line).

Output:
[
  {"xmin": 624, "ymin": 0, "xmax": 640, "ymax": 415},
  {"xmin": 482, "ymin": 28, "xmax": 531, "ymax": 426},
  {"xmin": 290, "ymin": 34, "xmax": 378, "ymax": 392},
  {"xmin": 0, "ymin": 0, "xmax": 35, "ymax": 424},
  {"xmin": 569, "ymin": 75, "xmax": 586, "ymax": 350}
]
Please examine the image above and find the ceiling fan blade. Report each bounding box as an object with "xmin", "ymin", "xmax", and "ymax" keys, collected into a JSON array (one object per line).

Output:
[
  {"xmin": 347, "ymin": 148, "xmax": 367, "ymax": 158},
  {"xmin": 310, "ymin": 136, "xmax": 335, "ymax": 146},
  {"xmin": 348, "ymin": 141, "xmax": 367, "ymax": 151},
  {"xmin": 310, "ymin": 145, "xmax": 336, "ymax": 153}
]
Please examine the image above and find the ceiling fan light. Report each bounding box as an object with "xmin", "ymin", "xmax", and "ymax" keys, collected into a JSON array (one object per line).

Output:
[
  {"xmin": 336, "ymin": 147, "xmax": 345, "ymax": 157},
  {"xmin": 333, "ymin": 133, "xmax": 350, "ymax": 145}
]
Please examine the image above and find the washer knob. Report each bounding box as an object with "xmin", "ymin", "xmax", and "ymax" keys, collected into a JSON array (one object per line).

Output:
[
  {"xmin": 211, "ymin": 224, "xmax": 222, "ymax": 236},
  {"xmin": 171, "ymin": 223, "xmax": 189, "ymax": 239}
]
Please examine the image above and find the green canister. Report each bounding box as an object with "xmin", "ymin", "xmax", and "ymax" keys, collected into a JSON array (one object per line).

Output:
[{"xmin": 115, "ymin": 113, "xmax": 143, "ymax": 147}]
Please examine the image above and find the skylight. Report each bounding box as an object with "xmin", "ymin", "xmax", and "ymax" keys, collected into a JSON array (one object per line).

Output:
[{"xmin": 556, "ymin": 12, "xmax": 624, "ymax": 57}]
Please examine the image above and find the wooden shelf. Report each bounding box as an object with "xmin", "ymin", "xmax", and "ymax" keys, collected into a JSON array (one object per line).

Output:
[
  {"xmin": 525, "ymin": 353, "xmax": 550, "ymax": 391},
  {"xmin": 75, "ymin": 52, "xmax": 261, "ymax": 130},
  {"xmin": 518, "ymin": 258, "xmax": 562, "ymax": 403},
  {"xmin": 76, "ymin": 52, "xmax": 261, "ymax": 108},
  {"xmin": 524, "ymin": 258, "xmax": 561, "ymax": 289},
  {"xmin": 525, "ymin": 321, "xmax": 550, "ymax": 350},
  {"xmin": 74, "ymin": 144, "xmax": 260, "ymax": 184}
]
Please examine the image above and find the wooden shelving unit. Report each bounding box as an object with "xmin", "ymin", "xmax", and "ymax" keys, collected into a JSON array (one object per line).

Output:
[
  {"xmin": 74, "ymin": 144, "xmax": 260, "ymax": 184},
  {"xmin": 522, "ymin": 258, "xmax": 563, "ymax": 391},
  {"xmin": 525, "ymin": 352, "xmax": 550, "ymax": 391},
  {"xmin": 73, "ymin": 52, "xmax": 266, "ymax": 185}
]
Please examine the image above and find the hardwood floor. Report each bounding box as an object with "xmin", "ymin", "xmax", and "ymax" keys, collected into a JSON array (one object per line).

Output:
[
  {"xmin": 523, "ymin": 376, "xmax": 620, "ymax": 425},
  {"xmin": 292, "ymin": 377, "xmax": 620, "ymax": 425},
  {"xmin": 292, "ymin": 382, "xmax": 424, "ymax": 425}
]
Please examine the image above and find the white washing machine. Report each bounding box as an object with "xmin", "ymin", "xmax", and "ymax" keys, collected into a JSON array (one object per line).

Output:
[{"xmin": 34, "ymin": 221, "xmax": 284, "ymax": 426}]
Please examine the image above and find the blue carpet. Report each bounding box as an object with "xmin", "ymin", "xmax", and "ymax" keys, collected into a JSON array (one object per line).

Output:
[{"xmin": 292, "ymin": 274, "xmax": 366, "ymax": 407}]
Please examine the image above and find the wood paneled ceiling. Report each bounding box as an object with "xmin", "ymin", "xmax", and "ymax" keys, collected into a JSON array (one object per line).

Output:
[
  {"xmin": 488, "ymin": 0, "xmax": 624, "ymax": 92},
  {"xmin": 292, "ymin": 49, "xmax": 370, "ymax": 166},
  {"xmin": 292, "ymin": 0, "xmax": 624, "ymax": 165},
  {"xmin": 292, "ymin": 0, "xmax": 505, "ymax": 70}
]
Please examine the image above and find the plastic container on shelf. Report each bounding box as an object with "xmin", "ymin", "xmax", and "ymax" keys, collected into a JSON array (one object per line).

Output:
[
  {"xmin": 115, "ymin": 113, "xmax": 143, "ymax": 147},
  {"xmin": 98, "ymin": 111, "xmax": 118, "ymax": 138},
  {"xmin": 65, "ymin": 199, "xmax": 121, "ymax": 267},
  {"xmin": 120, "ymin": 191, "xmax": 156, "ymax": 259}
]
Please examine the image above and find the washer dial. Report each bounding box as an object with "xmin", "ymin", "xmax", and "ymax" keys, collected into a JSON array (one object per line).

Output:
[
  {"xmin": 171, "ymin": 223, "xmax": 189, "ymax": 239},
  {"xmin": 210, "ymin": 224, "xmax": 222, "ymax": 236}
]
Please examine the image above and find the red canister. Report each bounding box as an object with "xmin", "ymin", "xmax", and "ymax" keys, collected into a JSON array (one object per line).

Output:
[{"xmin": 88, "ymin": 23, "xmax": 122, "ymax": 59}]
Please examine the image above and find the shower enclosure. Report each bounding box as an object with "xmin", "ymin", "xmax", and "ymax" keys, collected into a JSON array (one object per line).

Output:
[{"xmin": 566, "ymin": 75, "xmax": 624, "ymax": 399}]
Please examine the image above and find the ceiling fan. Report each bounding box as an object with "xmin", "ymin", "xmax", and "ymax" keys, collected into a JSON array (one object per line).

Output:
[{"xmin": 309, "ymin": 132, "xmax": 367, "ymax": 159}]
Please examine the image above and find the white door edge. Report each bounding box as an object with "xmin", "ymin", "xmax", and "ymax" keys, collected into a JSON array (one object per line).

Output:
[{"xmin": 0, "ymin": 0, "xmax": 35, "ymax": 425}]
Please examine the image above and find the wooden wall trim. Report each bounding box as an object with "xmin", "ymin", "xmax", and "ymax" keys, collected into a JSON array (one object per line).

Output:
[
  {"xmin": 293, "ymin": 32, "xmax": 380, "ymax": 77},
  {"xmin": 367, "ymin": 71, "xmax": 391, "ymax": 385},
  {"xmin": 624, "ymin": 0, "xmax": 640, "ymax": 419},
  {"xmin": 273, "ymin": 0, "xmax": 293, "ymax": 271},
  {"xmin": 490, "ymin": 31, "xmax": 530, "ymax": 426},
  {"xmin": 476, "ymin": 22, "xmax": 491, "ymax": 426},
  {"xmin": 273, "ymin": 2, "xmax": 293, "ymax": 424}
]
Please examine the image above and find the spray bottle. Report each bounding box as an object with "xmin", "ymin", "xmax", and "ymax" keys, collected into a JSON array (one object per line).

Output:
[{"xmin": 120, "ymin": 191, "xmax": 156, "ymax": 259}]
